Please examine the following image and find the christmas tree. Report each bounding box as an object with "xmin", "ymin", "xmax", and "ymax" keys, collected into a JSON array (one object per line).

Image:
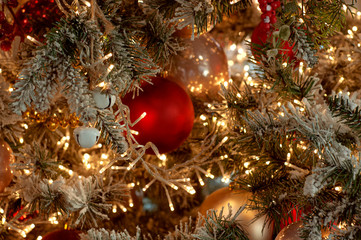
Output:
[{"xmin": 0, "ymin": 0, "xmax": 360, "ymax": 239}]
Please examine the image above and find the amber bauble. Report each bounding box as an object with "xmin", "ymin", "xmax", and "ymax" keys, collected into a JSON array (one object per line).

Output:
[
  {"xmin": 275, "ymin": 221, "xmax": 330, "ymax": 240},
  {"xmin": 42, "ymin": 229, "xmax": 81, "ymax": 240},
  {"xmin": 199, "ymin": 187, "xmax": 273, "ymax": 240},
  {"xmin": 169, "ymin": 33, "xmax": 229, "ymax": 102},
  {"xmin": 46, "ymin": 117, "xmax": 59, "ymax": 131},
  {"xmin": 0, "ymin": 140, "xmax": 13, "ymax": 193},
  {"xmin": 122, "ymin": 76, "xmax": 194, "ymax": 154}
]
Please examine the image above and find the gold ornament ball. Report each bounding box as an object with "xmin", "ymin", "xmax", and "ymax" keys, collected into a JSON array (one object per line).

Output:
[
  {"xmin": 199, "ymin": 187, "xmax": 273, "ymax": 240},
  {"xmin": 169, "ymin": 33, "xmax": 229, "ymax": 102},
  {"xmin": 46, "ymin": 117, "xmax": 59, "ymax": 131},
  {"xmin": 59, "ymin": 118, "xmax": 69, "ymax": 129},
  {"xmin": 0, "ymin": 139, "xmax": 13, "ymax": 193},
  {"xmin": 275, "ymin": 221, "xmax": 330, "ymax": 240},
  {"xmin": 69, "ymin": 114, "xmax": 80, "ymax": 128}
]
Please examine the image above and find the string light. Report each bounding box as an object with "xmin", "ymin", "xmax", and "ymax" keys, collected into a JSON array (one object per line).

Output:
[
  {"xmin": 159, "ymin": 154, "xmax": 167, "ymax": 161},
  {"xmin": 142, "ymin": 179, "xmax": 156, "ymax": 192},
  {"xmin": 26, "ymin": 35, "xmax": 42, "ymax": 45},
  {"xmin": 163, "ymin": 186, "xmax": 175, "ymax": 211},
  {"xmin": 119, "ymin": 204, "xmax": 127, "ymax": 212},
  {"xmin": 196, "ymin": 171, "xmax": 205, "ymax": 186}
]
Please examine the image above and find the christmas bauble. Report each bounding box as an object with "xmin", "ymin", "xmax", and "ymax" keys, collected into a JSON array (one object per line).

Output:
[
  {"xmin": 73, "ymin": 127, "xmax": 100, "ymax": 148},
  {"xmin": 0, "ymin": 139, "xmax": 13, "ymax": 193},
  {"xmin": 169, "ymin": 33, "xmax": 229, "ymax": 102},
  {"xmin": 92, "ymin": 91, "xmax": 116, "ymax": 109},
  {"xmin": 122, "ymin": 76, "xmax": 194, "ymax": 154},
  {"xmin": 42, "ymin": 229, "xmax": 81, "ymax": 240},
  {"xmin": 275, "ymin": 221, "xmax": 330, "ymax": 240},
  {"xmin": 199, "ymin": 187, "xmax": 273, "ymax": 240}
]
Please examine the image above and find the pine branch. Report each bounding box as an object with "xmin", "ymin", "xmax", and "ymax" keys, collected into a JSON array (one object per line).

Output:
[
  {"xmin": 142, "ymin": 11, "xmax": 183, "ymax": 66},
  {"xmin": 174, "ymin": 0, "xmax": 251, "ymax": 39},
  {"xmin": 81, "ymin": 227, "xmax": 144, "ymax": 240},
  {"xmin": 328, "ymin": 94, "xmax": 361, "ymax": 138},
  {"xmin": 105, "ymin": 30, "xmax": 159, "ymax": 94},
  {"xmin": 19, "ymin": 175, "xmax": 69, "ymax": 216},
  {"xmin": 62, "ymin": 66, "xmax": 97, "ymax": 123},
  {"xmin": 143, "ymin": 0, "xmax": 180, "ymax": 19},
  {"xmin": 192, "ymin": 206, "xmax": 249, "ymax": 240},
  {"xmin": 292, "ymin": 25, "xmax": 318, "ymax": 67},
  {"xmin": 13, "ymin": 142, "xmax": 60, "ymax": 179},
  {"xmin": 96, "ymin": 109, "xmax": 128, "ymax": 154}
]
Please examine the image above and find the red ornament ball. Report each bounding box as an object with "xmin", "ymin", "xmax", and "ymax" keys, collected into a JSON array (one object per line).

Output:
[
  {"xmin": 0, "ymin": 139, "xmax": 13, "ymax": 193},
  {"xmin": 122, "ymin": 77, "xmax": 194, "ymax": 154},
  {"xmin": 42, "ymin": 229, "xmax": 81, "ymax": 240}
]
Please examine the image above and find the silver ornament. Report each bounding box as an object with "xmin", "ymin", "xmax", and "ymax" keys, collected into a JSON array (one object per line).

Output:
[
  {"xmin": 93, "ymin": 91, "xmax": 116, "ymax": 109},
  {"xmin": 74, "ymin": 127, "xmax": 100, "ymax": 148}
]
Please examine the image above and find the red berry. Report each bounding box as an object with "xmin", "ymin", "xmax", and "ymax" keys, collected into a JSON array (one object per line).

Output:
[
  {"xmin": 271, "ymin": 1, "xmax": 281, "ymax": 9},
  {"xmin": 1, "ymin": 40, "xmax": 12, "ymax": 51},
  {"xmin": 270, "ymin": 15, "xmax": 277, "ymax": 24},
  {"xmin": 261, "ymin": 12, "xmax": 273, "ymax": 20},
  {"xmin": 7, "ymin": 0, "xmax": 18, "ymax": 8},
  {"xmin": 267, "ymin": 0, "xmax": 273, "ymax": 3},
  {"xmin": 0, "ymin": 11, "xmax": 5, "ymax": 24},
  {"xmin": 260, "ymin": 22, "xmax": 271, "ymax": 31},
  {"xmin": 258, "ymin": 0, "xmax": 267, "ymax": 6}
]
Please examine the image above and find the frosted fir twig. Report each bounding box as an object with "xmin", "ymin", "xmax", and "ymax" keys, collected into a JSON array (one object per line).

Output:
[
  {"xmin": 292, "ymin": 25, "xmax": 318, "ymax": 68},
  {"xmin": 65, "ymin": 176, "xmax": 112, "ymax": 228},
  {"xmin": 143, "ymin": 11, "xmax": 183, "ymax": 66},
  {"xmin": 0, "ymin": 79, "xmax": 22, "ymax": 144},
  {"xmin": 173, "ymin": 0, "xmax": 214, "ymax": 40},
  {"xmin": 12, "ymin": 142, "xmax": 60, "ymax": 178},
  {"xmin": 105, "ymin": 30, "xmax": 159, "ymax": 93},
  {"xmin": 81, "ymin": 206, "xmax": 249, "ymax": 240},
  {"xmin": 172, "ymin": 0, "xmax": 251, "ymax": 40},
  {"xmin": 328, "ymin": 92, "xmax": 361, "ymax": 139},
  {"xmin": 80, "ymin": 227, "xmax": 144, "ymax": 240},
  {"xmin": 96, "ymin": 108, "xmax": 128, "ymax": 154},
  {"xmin": 19, "ymin": 175, "xmax": 69, "ymax": 215}
]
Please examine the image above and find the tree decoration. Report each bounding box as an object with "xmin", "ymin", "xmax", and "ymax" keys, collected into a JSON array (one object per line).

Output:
[
  {"xmin": 0, "ymin": 0, "xmax": 62, "ymax": 51},
  {"xmin": 199, "ymin": 187, "xmax": 273, "ymax": 240},
  {"xmin": 22, "ymin": 109, "xmax": 80, "ymax": 131},
  {"xmin": 122, "ymin": 76, "xmax": 194, "ymax": 154},
  {"xmin": 73, "ymin": 127, "xmax": 100, "ymax": 148},
  {"xmin": 92, "ymin": 91, "xmax": 116, "ymax": 109},
  {"xmin": 0, "ymin": 139, "xmax": 13, "ymax": 193},
  {"xmin": 169, "ymin": 33, "xmax": 229, "ymax": 102},
  {"xmin": 42, "ymin": 229, "xmax": 81, "ymax": 240},
  {"xmin": 251, "ymin": 0, "xmax": 296, "ymax": 63},
  {"xmin": 275, "ymin": 221, "xmax": 330, "ymax": 240}
]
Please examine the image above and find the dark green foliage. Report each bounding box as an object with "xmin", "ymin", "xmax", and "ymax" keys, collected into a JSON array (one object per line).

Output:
[
  {"xmin": 142, "ymin": 11, "xmax": 183, "ymax": 67},
  {"xmin": 328, "ymin": 95, "xmax": 361, "ymax": 137},
  {"xmin": 199, "ymin": 206, "xmax": 249, "ymax": 240}
]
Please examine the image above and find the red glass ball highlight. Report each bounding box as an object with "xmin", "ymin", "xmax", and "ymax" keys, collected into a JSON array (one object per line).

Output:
[{"xmin": 122, "ymin": 77, "xmax": 194, "ymax": 154}]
